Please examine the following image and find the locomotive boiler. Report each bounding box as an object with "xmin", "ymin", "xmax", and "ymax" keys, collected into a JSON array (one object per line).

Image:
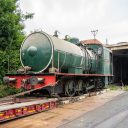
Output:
[{"xmin": 20, "ymin": 32, "xmax": 97, "ymax": 74}]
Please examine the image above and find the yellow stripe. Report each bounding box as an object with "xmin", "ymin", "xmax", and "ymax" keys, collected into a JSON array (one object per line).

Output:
[
  {"xmin": 16, "ymin": 110, "xmax": 21, "ymax": 112},
  {"xmin": 5, "ymin": 116, "xmax": 10, "ymax": 119},
  {"xmin": 0, "ymin": 113, "xmax": 4, "ymax": 116},
  {"xmin": 10, "ymin": 115, "xmax": 15, "ymax": 118}
]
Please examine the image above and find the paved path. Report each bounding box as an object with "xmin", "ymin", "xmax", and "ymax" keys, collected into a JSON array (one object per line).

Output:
[{"xmin": 59, "ymin": 91, "xmax": 128, "ymax": 128}]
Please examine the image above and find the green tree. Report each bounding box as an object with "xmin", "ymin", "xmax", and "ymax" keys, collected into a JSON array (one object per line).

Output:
[{"xmin": 0, "ymin": 0, "xmax": 33, "ymax": 83}]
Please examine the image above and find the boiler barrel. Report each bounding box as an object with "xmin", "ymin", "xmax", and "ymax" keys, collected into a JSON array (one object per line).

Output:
[{"xmin": 20, "ymin": 32, "xmax": 84, "ymax": 73}]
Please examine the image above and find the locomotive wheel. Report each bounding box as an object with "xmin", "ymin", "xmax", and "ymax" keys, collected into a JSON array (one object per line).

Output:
[
  {"xmin": 65, "ymin": 80, "xmax": 76, "ymax": 97},
  {"xmin": 83, "ymin": 79, "xmax": 95, "ymax": 92},
  {"xmin": 76, "ymin": 80, "xmax": 84, "ymax": 95},
  {"xmin": 83, "ymin": 81, "xmax": 89, "ymax": 93},
  {"xmin": 96, "ymin": 79, "xmax": 105, "ymax": 90}
]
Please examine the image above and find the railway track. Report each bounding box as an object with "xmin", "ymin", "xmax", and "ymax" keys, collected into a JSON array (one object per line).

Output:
[{"xmin": 0, "ymin": 89, "xmax": 108, "ymax": 123}]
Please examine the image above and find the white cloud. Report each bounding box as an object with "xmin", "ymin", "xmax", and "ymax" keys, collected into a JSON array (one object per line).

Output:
[{"xmin": 20, "ymin": 0, "xmax": 128, "ymax": 44}]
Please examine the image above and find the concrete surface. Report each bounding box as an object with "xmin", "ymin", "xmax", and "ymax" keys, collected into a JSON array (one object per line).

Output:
[{"xmin": 59, "ymin": 91, "xmax": 128, "ymax": 128}]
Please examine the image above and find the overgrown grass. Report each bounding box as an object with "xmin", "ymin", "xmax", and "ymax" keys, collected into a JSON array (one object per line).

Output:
[
  {"xmin": 108, "ymin": 84, "xmax": 128, "ymax": 91},
  {"xmin": 0, "ymin": 84, "xmax": 23, "ymax": 98},
  {"xmin": 108, "ymin": 84, "xmax": 121, "ymax": 90},
  {"xmin": 122, "ymin": 85, "xmax": 128, "ymax": 91}
]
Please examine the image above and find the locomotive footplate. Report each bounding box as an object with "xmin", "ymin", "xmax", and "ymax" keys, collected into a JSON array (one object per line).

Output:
[{"xmin": 55, "ymin": 72, "xmax": 113, "ymax": 77}]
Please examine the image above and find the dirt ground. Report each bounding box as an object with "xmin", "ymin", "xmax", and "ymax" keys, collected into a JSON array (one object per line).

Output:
[{"xmin": 0, "ymin": 90, "xmax": 124, "ymax": 128}]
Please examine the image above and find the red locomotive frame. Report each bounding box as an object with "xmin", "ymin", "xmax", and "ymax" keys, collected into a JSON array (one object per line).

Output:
[{"xmin": 6, "ymin": 73, "xmax": 113, "ymax": 90}]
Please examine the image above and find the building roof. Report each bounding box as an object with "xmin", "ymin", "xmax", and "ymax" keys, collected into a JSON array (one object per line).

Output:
[
  {"xmin": 106, "ymin": 42, "xmax": 128, "ymax": 47},
  {"xmin": 81, "ymin": 39, "xmax": 102, "ymax": 45},
  {"xmin": 106, "ymin": 42, "xmax": 128, "ymax": 51}
]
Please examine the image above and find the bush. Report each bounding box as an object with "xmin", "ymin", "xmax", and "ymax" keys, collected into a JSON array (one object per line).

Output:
[{"xmin": 0, "ymin": 84, "xmax": 23, "ymax": 98}]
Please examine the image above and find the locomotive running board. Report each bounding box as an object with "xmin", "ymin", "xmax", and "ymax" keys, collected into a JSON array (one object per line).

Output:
[{"xmin": 55, "ymin": 73, "xmax": 113, "ymax": 77}]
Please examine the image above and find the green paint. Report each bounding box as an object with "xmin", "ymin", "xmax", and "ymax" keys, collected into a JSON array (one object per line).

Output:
[{"xmin": 21, "ymin": 32, "xmax": 52, "ymax": 72}]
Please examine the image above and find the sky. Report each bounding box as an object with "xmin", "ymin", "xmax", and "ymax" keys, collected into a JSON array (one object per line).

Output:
[{"xmin": 19, "ymin": 0, "xmax": 128, "ymax": 44}]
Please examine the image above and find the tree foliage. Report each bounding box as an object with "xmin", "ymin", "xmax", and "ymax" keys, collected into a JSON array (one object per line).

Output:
[{"xmin": 0, "ymin": 0, "xmax": 33, "ymax": 83}]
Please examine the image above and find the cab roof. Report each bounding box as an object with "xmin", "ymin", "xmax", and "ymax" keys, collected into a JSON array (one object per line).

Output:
[{"xmin": 81, "ymin": 39, "xmax": 102, "ymax": 45}]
